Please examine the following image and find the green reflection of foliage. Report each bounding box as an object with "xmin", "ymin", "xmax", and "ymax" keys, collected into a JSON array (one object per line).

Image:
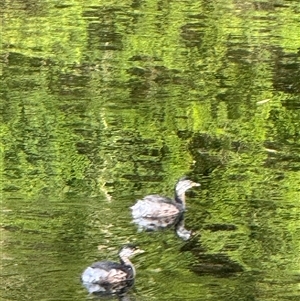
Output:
[
  {"xmin": 1, "ymin": 1, "xmax": 300, "ymax": 301},
  {"xmin": 2, "ymin": 2, "xmax": 87, "ymax": 63},
  {"xmin": 2, "ymin": 85, "xmax": 91, "ymax": 198}
]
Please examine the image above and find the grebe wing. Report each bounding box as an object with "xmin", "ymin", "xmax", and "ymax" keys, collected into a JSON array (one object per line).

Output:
[
  {"xmin": 131, "ymin": 195, "xmax": 180, "ymax": 218},
  {"xmin": 82, "ymin": 262, "xmax": 131, "ymax": 284}
]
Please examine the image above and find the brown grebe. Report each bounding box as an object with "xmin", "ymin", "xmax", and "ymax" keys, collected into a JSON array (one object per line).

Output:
[
  {"xmin": 81, "ymin": 244, "xmax": 144, "ymax": 295},
  {"xmin": 131, "ymin": 178, "xmax": 200, "ymax": 240}
]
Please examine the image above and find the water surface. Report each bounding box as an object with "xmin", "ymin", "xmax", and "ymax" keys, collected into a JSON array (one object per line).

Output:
[{"xmin": 1, "ymin": 1, "xmax": 300, "ymax": 300}]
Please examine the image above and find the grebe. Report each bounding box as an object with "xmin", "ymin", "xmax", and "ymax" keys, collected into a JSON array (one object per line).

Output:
[
  {"xmin": 81, "ymin": 244, "xmax": 143, "ymax": 295},
  {"xmin": 131, "ymin": 178, "xmax": 200, "ymax": 240}
]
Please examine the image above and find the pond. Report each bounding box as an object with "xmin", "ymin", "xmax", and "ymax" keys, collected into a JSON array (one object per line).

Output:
[{"xmin": 1, "ymin": 1, "xmax": 300, "ymax": 301}]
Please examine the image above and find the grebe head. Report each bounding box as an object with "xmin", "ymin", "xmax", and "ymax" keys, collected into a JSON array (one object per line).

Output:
[
  {"xmin": 175, "ymin": 178, "xmax": 200, "ymax": 196},
  {"xmin": 118, "ymin": 244, "xmax": 144, "ymax": 261}
]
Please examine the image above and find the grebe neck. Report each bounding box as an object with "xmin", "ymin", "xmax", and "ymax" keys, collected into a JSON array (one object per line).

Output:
[
  {"xmin": 174, "ymin": 191, "xmax": 186, "ymax": 209},
  {"xmin": 119, "ymin": 256, "xmax": 136, "ymax": 277}
]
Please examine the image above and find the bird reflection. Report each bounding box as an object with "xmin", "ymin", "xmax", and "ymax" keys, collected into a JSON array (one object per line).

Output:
[{"xmin": 84, "ymin": 293, "xmax": 134, "ymax": 301}]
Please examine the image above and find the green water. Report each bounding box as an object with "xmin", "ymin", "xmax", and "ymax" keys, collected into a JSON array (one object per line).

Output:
[{"xmin": 1, "ymin": 1, "xmax": 300, "ymax": 300}]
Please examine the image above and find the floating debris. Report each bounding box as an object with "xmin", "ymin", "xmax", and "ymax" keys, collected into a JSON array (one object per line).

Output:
[
  {"xmin": 264, "ymin": 148, "xmax": 278, "ymax": 153},
  {"xmin": 256, "ymin": 99, "xmax": 270, "ymax": 105}
]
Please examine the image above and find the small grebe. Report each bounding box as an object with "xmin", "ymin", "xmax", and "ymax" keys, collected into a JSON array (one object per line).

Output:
[
  {"xmin": 81, "ymin": 244, "xmax": 143, "ymax": 295},
  {"xmin": 131, "ymin": 178, "xmax": 200, "ymax": 240}
]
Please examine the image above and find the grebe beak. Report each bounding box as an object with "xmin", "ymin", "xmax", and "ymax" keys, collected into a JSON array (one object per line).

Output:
[
  {"xmin": 192, "ymin": 181, "xmax": 201, "ymax": 187},
  {"xmin": 134, "ymin": 248, "xmax": 145, "ymax": 255}
]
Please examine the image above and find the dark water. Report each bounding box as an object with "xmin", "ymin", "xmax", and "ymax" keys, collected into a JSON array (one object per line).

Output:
[{"xmin": 1, "ymin": 1, "xmax": 300, "ymax": 300}]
